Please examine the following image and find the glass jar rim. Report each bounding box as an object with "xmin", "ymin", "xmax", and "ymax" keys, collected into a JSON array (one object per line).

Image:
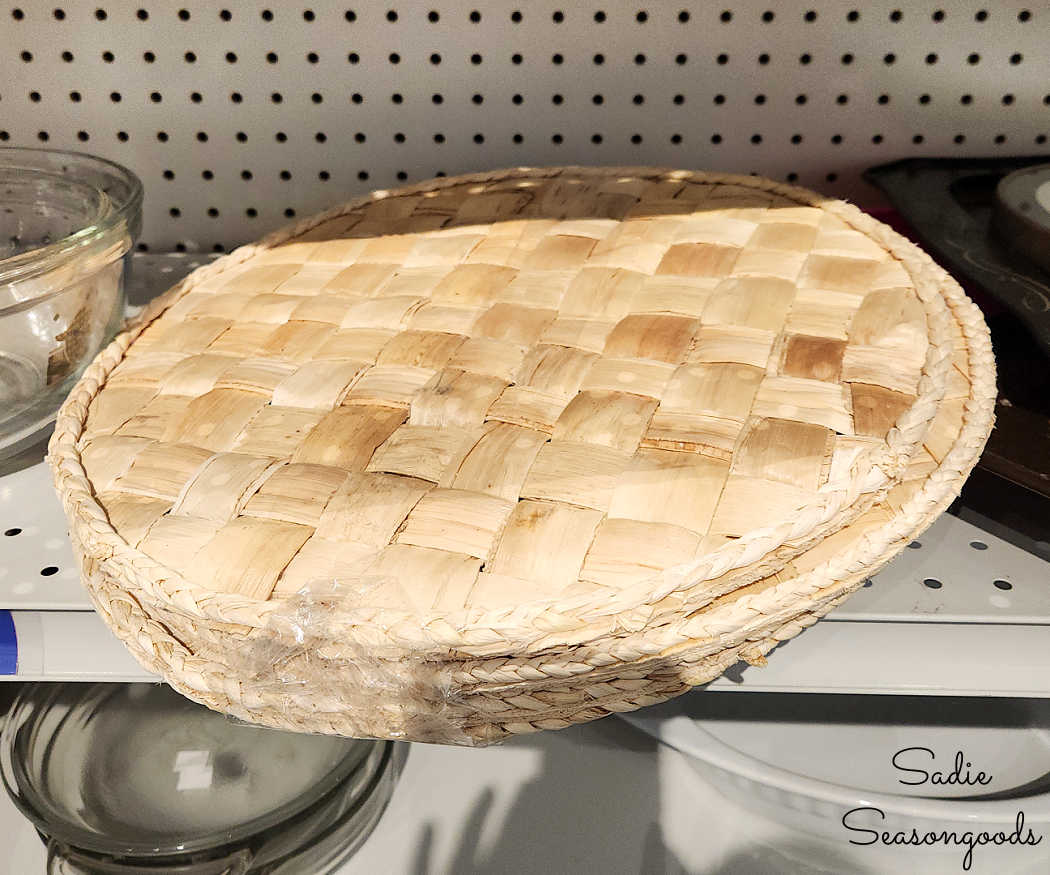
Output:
[
  {"xmin": 0, "ymin": 147, "xmax": 144, "ymax": 294},
  {"xmin": 0, "ymin": 683, "xmax": 377, "ymax": 859}
]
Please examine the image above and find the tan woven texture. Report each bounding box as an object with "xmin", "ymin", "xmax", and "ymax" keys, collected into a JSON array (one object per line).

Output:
[
  {"xmin": 49, "ymin": 167, "xmax": 993, "ymax": 744},
  {"xmin": 65, "ymin": 255, "xmax": 991, "ymax": 744}
]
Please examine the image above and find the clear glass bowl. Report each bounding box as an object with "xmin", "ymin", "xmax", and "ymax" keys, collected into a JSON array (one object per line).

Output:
[
  {"xmin": 1, "ymin": 683, "xmax": 401, "ymax": 874},
  {"xmin": 0, "ymin": 148, "xmax": 143, "ymax": 458}
]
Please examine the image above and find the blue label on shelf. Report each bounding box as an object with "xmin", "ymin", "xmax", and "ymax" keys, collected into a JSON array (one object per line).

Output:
[{"xmin": 0, "ymin": 611, "xmax": 16, "ymax": 674}]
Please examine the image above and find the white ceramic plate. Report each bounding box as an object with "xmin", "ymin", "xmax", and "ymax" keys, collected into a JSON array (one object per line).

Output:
[{"xmin": 623, "ymin": 694, "xmax": 1050, "ymax": 874}]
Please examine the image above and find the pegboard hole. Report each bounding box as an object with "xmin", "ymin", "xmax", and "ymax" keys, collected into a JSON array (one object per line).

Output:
[
  {"xmin": 670, "ymin": 133, "xmax": 682, "ymax": 144},
  {"xmin": 220, "ymin": 9, "xmax": 231, "ymax": 21},
  {"xmin": 3, "ymin": 528, "xmax": 21, "ymax": 537},
  {"xmin": 906, "ymin": 540, "xmax": 921, "ymax": 550},
  {"xmin": 512, "ymin": 133, "xmax": 523, "ymax": 143},
  {"xmin": 142, "ymin": 51, "xmax": 156, "ymax": 62},
  {"xmin": 593, "ymin": 53, "xmax": 605, "ymax": 65},
  {"xmin": 552, "ymin": 133, "xmax": 564, "ymax": 144},
  {"xmin": 922, "ymin": 577, "xmax": 942, "ymax": 589},
  {"xmin": 993, "ymin": 580, "xmax": 1013, "ymax": 591},
  {"xmin": 636, "ymin": 10, "xmax": 648, "ymax": 23},
  {"xmin": 862, "ymin": 578, "xmax": 873, "ymax": 587},
  {"xmin": 1019, "ymin": 9, "xmax": 1031, "ymax": 21},
  {"xmin": 246, "ymin": 207, "xmax": 258, "ymax": 218},
  {"xmin": 673, "ymin": 94, "xmax": 685, "ymax": 105},
  {"xmin": 177, "ymin": 8, "xmax": 189, "ymax": 21},
  {"xmin": 970, "ymin": 540, "xmax": 988, "ymax": 550},
  {"xmin": 975, "ymin": 9, "xmax": 988, "ymax": 21},
  {"xmin": 1010, "ymin": 53, "xmax": 1023, "ymax": 65}
]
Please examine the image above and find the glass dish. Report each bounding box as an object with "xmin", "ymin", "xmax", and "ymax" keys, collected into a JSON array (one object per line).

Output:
[
  {"xmin": 1, "ymin": 683, "xmax": 401, "ymax": 874},
  {"xmin": 0, "ymin": 148, "xmax": 143, "ymax": 458}
]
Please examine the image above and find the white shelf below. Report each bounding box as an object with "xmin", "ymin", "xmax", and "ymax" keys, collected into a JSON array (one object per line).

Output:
[{"xmin": 3, "ymin": 452, "xmax": 1050, "ymax": 691}]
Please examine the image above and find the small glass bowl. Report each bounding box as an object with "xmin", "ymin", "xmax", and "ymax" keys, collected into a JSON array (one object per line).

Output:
[
  {"xmin": 0, "ymin": 148, "xmax": 143, "ymax": 458},
  {"xmin": 1, "ymin": 683, "xmax": 401, "ymax": 874}
]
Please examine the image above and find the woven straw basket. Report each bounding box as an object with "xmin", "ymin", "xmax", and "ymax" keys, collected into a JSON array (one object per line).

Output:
[{"xmin": 49, "ymin": 167, "xmax": 995, "ymax": 744}]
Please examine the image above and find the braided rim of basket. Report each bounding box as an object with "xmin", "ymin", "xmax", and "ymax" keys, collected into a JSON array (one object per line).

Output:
[
  {"xmin": 71, "ymin": 257, "xmax": 992, "ymax": 742},
  {"xmin": 50, "ymin": 166, "xmax": 964, "ymax": 648}
]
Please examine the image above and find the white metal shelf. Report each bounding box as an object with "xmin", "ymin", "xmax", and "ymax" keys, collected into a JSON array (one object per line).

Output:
[{"xmin": 4, "ymin": 457, "xmax": 1050, "ymax": 691}]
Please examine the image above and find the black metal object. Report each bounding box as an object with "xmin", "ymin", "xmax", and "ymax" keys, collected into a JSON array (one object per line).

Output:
[
  {"xmin": 864, "ymin": 157, "xmax": 1050, "ymax": 355},
  {"xmin": 866, "ymin": 157, "xmax": 1050, "ymax": 511}
]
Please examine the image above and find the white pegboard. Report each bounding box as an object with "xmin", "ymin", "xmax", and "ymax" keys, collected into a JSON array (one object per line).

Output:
[{"xmin": 1, "ymin": 1, "xmax": 1048, "ymax": 251}]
